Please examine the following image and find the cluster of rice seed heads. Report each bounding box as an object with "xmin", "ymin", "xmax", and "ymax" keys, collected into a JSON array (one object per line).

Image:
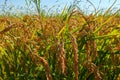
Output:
[
  {"xmin": 56, "ymin": 40, "xmax": 67, "ymax": 75},
  {"xmin": 82, "ymin": 14, "xmax": 98, "ymax": 61},
  {"xmin": 85, "ymin": 62, "xmax": 102, "ymax": 80},
  {"xmin": 0, "ymin": 22, "xmax": 24, "ymax": 34},
  {"xmin": 28, "ymin": 53, "xmax": 52, "ymax": 80},
  {"xmin": 70, "ymin": 34, "xmax": 79, "ymax": 80},
  {"xmin": 89, "ymin": 19, "xmax": 98, "ymax": 60},
  {"xmin": 0, "ymin": 23, "xmax": 17, "ymax": 34}
]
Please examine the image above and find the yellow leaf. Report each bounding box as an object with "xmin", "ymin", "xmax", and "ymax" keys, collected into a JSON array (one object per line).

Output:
[
  {"xmin": 0, "ymin": 23, "xmax": 6, "ymax": 32},
  {"xmin": 0, "ymin": 46, "xmax": 7, "ymax": 59},
  {"xmin": 31, "ymin": 28, "xmax": 37, "ymax": 40},
  {"xmin": 57, "ymin": 26, "xmax": 65, "ymax": 36}
]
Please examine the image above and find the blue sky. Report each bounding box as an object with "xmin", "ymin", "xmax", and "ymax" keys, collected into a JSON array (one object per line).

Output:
[{"xmin": 0, "ymin": 0, "xmax": 120, "ymax": 14}]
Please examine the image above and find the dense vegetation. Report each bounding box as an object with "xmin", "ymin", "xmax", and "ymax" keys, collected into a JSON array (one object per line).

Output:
[{"xmin": 0, "ymin": 0, "xmax": 120, "ymax": 80}]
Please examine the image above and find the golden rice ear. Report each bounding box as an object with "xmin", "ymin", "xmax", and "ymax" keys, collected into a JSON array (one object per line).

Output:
[
  {"xmin": 60, "ymin": 41, "xmax": 67, "ymax": 75},
  {"xmin": 56, "ymin": 40, "xmax": 67, "ymax": 76},
  {"xmin": 28, "ymin": 53, "xmax": 52, "ymax": 80},
  {"xmin": 85, "ymin": 62, "xmax": 102, "ymax": 80},
  {"xmin": 0, "ymin": 22, "xmax": 24, "ymax": 34},
  {"xmin": 0, "ymin": 23, "xmax": 15, "ymax": 34},
  {"xmin": 70, "ymin": 33, "xmax": 79, "ymax": 80}
]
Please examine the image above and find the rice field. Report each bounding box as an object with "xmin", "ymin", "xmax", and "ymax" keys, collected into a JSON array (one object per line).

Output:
[{"xmin": 0, "ymin": 0, "xmax": 120, "ymax": 80}]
